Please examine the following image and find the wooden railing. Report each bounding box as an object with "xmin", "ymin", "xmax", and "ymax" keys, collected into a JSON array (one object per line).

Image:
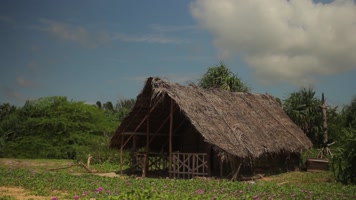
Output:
[
  {"xmin": 133, "ymin": 152, "xmax": 168, "ymax": 171},
  {"xmin": 170, "ymin": 153, "xmax": 208, "ymax": 178}
]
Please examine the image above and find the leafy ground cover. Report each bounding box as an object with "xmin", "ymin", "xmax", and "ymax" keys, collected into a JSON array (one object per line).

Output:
[{"xmin": 0, "ymin": 159, "xmax": 355, "ymax": 200}]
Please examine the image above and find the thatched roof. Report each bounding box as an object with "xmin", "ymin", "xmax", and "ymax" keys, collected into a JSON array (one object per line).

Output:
[{"xmin": 110, "ymin": 77, "xmax": 312, "ymax": 159}]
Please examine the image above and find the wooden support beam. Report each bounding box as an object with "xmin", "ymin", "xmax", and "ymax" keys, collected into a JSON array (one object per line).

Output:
[
  {"xmin": 133, "ymin": 99, "xmax": 162, "ymax": 133},
  {"xmin": 119, "ymin": 100, "xmax": 163, "ymax": 173},
  {"xmin": 122, "ymin": 132, "xmax": 177, "ymax": 136},
  {"xmin": 174, "ymin": 117, "xmax": 187, "ymax": 134},
  {"xmin": 143, "ymin": 114, "xmax": 150, "ymax": 177},
  {"xmin": 121, "ymin": 105, "xmax": 143, "ymax": 133},
  {"xmin": 169, "ymin": 98, "xmax": 174, "ymax": 178},
  {"xmin": 120, "ymin": 134, "xmax": 124, "ymax": 175},
  {"xmin": 148, "ymin": 105, "xmax": 179, "ymax": 144},
  {"xmin": 131, "ymin": 135, "xmax": 137, "ymax": 170}
]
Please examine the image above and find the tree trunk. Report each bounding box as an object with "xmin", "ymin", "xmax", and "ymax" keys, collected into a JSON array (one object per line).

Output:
[{"xmin": 321, "ymin": 93, "xmax": 328, "ymax": 144}]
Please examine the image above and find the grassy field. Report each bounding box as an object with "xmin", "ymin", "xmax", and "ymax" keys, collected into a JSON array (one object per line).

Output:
[{"xmin": 0, "ymin": 158, "xmax": 355, "ymax": 200}]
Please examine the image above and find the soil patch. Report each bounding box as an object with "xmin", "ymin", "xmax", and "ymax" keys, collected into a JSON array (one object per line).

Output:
[
  {"xmin": 0, "ymin": 158, "xmax": 72, "ymax": 169},
  {"xmin": 0, "ymin": 186, "xmax": 49, "ymax": 200}
]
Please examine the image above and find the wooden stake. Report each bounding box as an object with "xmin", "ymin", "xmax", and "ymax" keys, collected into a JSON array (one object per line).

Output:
[{"xmin": 87, "ymin": 154, "xmax": 92, "ymax": 169}]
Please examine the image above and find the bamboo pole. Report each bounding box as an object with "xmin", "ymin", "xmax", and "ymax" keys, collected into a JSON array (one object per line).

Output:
[{"xmin": 169, "ymin": 98, "xmax": 173, "ymax": 178}]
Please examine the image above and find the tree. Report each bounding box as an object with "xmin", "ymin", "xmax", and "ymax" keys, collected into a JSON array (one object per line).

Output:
[
  {"xmin": 96, "ymin": 101, "xmax": 102, "ymax": 109},
  {"xmin": 332, "ymin": 128, "xmax": 356, "ymax": 184},
  {"xmin": 283, "ymin": 88, "xmax": 323, "ymax": 145},
  {"xmin": 0, "ymin": 96, "xmax": 118, "ymax": 161},
  {"xmin": 331, "ymin": 96, "xmax": 356, "ymax": 184},
  {"xmin": 103, "ymin": 101, "xmax": 114, "ymax": 112},
  {"xmin": 115, "ymin": 99, "xmax": 136, "ymax": 121},
  {"xmin": 343, "ymin": 96, "xmax": 356, "ymax": 128},
  {"xmin": 0, "ymin": 103, "xmax": 18, "ymax": 154},
  {"xmin": 0, "ymin": 103, "xmax": 16, "ymax": 121},
  {"xmin": 198, "ymin": 63, "xmax": 250, "ymax": 92}
]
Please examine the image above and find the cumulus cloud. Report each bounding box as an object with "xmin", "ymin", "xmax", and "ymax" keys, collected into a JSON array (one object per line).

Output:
[{"xmin": 190, "ymin": 0, "xmax": 356, "ymax": 85}]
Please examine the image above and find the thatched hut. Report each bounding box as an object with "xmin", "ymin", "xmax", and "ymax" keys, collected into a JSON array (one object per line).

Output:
[{"xmin": 110, "ymin": 77, "xmax": 312, "ymax": 180}]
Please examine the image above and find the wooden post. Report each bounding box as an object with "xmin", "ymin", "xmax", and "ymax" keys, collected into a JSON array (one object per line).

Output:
[
  {"xmin": 120, "ymin": 135, "xmax": 124, "ymax": 175},
  {"xmin": 317, "ymin": 93, "xmax": 335, "ymax": 159},
  {"xmin": 321, "ymin": 93, "xmax": 328, "ymax": 144},
  {"xmin": 169, "ymin": 98, "xmax": 173, "ymax": 178},
  {"xmin": 220, "ymin": 160, "xmax": 223, "ymax": 178},
  {"xmin": 143, "ymin": 115, "xmax": 150, "ymax": 177},
  {"xmin": 131, "ymin": 135, "xmax": 137, "ymax": 170}
]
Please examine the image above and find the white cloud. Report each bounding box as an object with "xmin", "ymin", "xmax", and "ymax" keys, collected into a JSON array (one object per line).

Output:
[{"xmin": 190, "ymin": 0, "xmax": 356, "ymax": 85}]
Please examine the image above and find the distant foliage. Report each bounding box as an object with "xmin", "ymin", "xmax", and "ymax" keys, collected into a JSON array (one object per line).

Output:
[
  {"xmin": 0, "ymin": 96, "xmax": 119, "ymax": 163},
  {"xmin": 95, "ymin": 98, "xmax": 135, "ymax": 122},
  {"xmin": 115, "ymin": 99, "xmax": 136, "ymax": 121},
  {"xmin": 199, "ymin": 63, "xmax": 250, "ymax": 92}
]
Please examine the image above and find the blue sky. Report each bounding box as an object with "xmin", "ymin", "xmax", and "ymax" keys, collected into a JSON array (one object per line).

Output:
[{"xmin": 1, "ymin": 0, "xmax": 355, "ymax": 108}]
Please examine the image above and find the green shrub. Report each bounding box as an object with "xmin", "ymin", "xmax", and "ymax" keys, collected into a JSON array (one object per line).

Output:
[{"xmin": 332, "ymin": 128, "xmax": 356, "ymax": 184}]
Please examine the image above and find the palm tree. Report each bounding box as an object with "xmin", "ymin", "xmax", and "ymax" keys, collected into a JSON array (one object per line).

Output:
[{"xmin": 283, "ymin": 88, "xmax": 322, "ymax": 145}]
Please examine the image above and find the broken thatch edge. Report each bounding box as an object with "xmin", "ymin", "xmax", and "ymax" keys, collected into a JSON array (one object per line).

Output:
[{"xmin": 110, "ymin": 77, "xmax": 313, "ymax": 160}]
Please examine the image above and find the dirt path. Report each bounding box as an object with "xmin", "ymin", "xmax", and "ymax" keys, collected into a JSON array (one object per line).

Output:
[{"xmin": 0, "ymin": 186, "xmax": 49, "ymax": 200}]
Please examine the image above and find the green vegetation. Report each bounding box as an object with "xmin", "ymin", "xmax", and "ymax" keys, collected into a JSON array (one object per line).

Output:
[
  {"xmin": 283, "ymin": 90, "xmax": 356, "ymax": 184},
  {"xmin": 198, "ymin": 63, "xmax": 250, "ymax": 92},
  {"xmin": 0, "ymin": 96, "xmax": 134, "ymax": 164},
  {"xmin": 332, "ymin": 128, "xmax": 356, "ymax": 184},
  {"xmin": 0, "ymin": 64, "xmax": 356, "ymax": 187},
  {"xmin": 0, "ymin": 159, "xmax": 355, "ymax": 199}
]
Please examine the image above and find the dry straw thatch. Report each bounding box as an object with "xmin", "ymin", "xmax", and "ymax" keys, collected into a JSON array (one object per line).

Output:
[{"xmin": 110, "ymin": 77, "xmax": 312, "ymax": 159}]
